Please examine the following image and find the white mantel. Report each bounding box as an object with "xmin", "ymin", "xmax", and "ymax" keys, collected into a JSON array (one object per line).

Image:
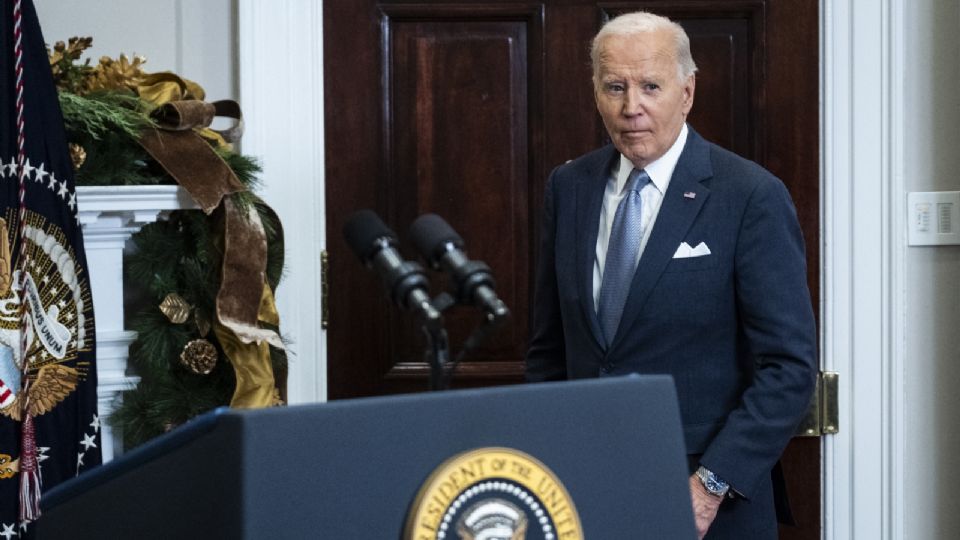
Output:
[{"xmin": 77, "ymin": 185, "xmax": 197, "ymax": 461}]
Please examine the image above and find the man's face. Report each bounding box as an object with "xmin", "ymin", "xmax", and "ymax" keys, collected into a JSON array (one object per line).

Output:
[{"xmin": 594, "ymin": 30, "xmax": 695, "ymax": 169}]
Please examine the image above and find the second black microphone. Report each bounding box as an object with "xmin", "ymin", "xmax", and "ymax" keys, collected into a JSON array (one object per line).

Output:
[{"xmin": 409, "ymin": 214, "xmax": 509, "ymax": 323}]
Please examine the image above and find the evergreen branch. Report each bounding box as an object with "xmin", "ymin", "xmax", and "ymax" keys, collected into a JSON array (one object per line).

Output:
[
  {"xmin": 128, "ymin": 308, "xmax": 193, "ymax": 375},
  {"xmin": 73, "ymin": 130, "xmax": 166, "ymax": 186},
  {"xmin": 59, "ymin": 90, "xmax": 152, "ymax": 141},
  {"xmin": 217, "ymin": 148, "xmax": 262, "ymax": 191}
]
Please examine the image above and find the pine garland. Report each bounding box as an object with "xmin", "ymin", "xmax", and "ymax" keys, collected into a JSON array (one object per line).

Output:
[
  {"xmin": 114, "ymin": 171, "xmax": 287, "ymax": 447},
  {"xmin": 59, "ymin": 91, "xmax": 150, "ymax": 141},
  {"xmin": 49, "ymin": 37, "xmax": 288, "ymax": 448},
  {"xmin": 59, "ymin": 90, "xmax": 165, "ymax": 186}
]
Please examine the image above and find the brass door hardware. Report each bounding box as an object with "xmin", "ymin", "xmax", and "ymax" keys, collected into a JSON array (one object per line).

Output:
[
  {"xmin": 321, "ymin": 250, "xmax": 329, "ymax": 329},
  {"xmin": 796, "ymin": 371, "xmax": 839, "ymax": 437}
]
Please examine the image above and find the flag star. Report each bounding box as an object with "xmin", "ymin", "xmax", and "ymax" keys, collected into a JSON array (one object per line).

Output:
[
  {"xmin": 47, "ymin": 173, "xmax": 57, "ymax": 190},
  {"xmin": 38, "ymin": 446, "xmax": 50, "ymax": 463},
  {"xmin": 90, "ymin": 414, "xmax": 100, "ymax": 431},
  {"xmin": 21, "ymin": 158, "xmax": 31, "ymax": 179},
  {"xmin": 76, "ymin": 451, "xmax": 85, "ymax": 469},
  {"xmin": 79, "ymin": 432, "xmax": 97, "ymax": 451},
  {"xmin": 0, "ymin": 523, "xmax": 15, "ymax": 540},
  {"xmin": 68, "ymin": 192, "xmax": 77, "ymax": 211},
  {"xmin": 41, "ymin": 275, "xmax": 49, "ymax": 284},
  {"xmin": 32, "ymin": 162, "xmax": 46, "ymax": 183},
  {"xmin": 17, "ymin": 521, "xmax": 26, "ymax": 533},
  {"xmin": 57, "ymin": 181, "xmax": 69, "ymax": 199},
  {"xmin": 1, "ymin": 159, "xmax": 14, "ymax": 177}
]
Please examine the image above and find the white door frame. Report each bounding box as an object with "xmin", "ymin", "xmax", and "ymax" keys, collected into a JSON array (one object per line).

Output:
[
  {"xmin": 237, "ymin": 0, "xmax": 327, "ymax": 404},
  {"xmin": 821, "ymin": 0, "xmax": 904, "ymax": 538}
]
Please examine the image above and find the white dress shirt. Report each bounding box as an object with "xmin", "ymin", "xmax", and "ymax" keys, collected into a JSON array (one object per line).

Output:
[{"xmin": 593, "ymin": 124, "xmax": 689, "ymax": 310}]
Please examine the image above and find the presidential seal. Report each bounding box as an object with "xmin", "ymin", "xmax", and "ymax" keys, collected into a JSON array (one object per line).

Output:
[
  {"xmin": 0, "ymin": 210, "xmax": 94, "ymax": 422},
  {"xmin": 405, "ymin": 447, "xmax": 582, "ymax": 540}
]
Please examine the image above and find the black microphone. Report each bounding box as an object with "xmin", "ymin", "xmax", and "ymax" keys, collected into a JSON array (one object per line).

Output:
[
  {"xmin": 409, "ymin": 214, "xmax": 509, "ymax": 323},
  {"xmin": 343, "ymin": 210, "xmax": 440, "ymax": 323}
]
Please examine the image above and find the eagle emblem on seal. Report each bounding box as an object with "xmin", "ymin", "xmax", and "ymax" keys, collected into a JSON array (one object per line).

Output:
[{"xmin": 0, "ymin": 213, "xmax": 92, "ymax": 420}]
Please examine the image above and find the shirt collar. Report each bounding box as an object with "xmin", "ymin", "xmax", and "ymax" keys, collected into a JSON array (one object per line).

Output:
[{"xmin": 614, "ymin": 123, "xmax": 689, "ymax": 196}]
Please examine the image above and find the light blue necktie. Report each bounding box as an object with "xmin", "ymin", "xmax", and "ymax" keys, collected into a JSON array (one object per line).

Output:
[{"xmin": 597, "ymin": 168, "xmax": 650, "ymax": 346}]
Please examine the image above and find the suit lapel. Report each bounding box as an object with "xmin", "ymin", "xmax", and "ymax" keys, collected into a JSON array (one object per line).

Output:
[
  {"xmin": 609, "ymin": 130, "xmax": 714, "ymax": 351},
  {"xmin": 575, "ymin": 147, "xmax": 617, "ymax": 348}
]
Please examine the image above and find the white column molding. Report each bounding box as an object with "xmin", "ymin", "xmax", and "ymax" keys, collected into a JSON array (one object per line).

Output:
[
  {"xmin": 77, "ymin": 185, "xmax": 198, "ymax": 461},
  {"xmin": 238, "ymin": 0, "xmax": 327, "ymax": 404},
  {"xmin": 821, "ymin": 0, "xmax": 904, "ymax": 538}
]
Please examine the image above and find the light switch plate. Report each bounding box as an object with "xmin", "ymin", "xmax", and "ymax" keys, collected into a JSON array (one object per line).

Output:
[{"xmin": 908, "ymin": 191, "xmax": 960, "ymax": 246}]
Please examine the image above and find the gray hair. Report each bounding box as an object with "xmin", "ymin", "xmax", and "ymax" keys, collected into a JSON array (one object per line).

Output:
[{"xmin": 590, "ymin": 11, "xmax": 698, "ymax": 83}]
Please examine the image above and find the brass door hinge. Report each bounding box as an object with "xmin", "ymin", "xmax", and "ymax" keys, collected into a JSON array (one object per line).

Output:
[
  {"xmin": 796, "ymin": 371, "xmax": 839, "ymax": 437},
  {"xmin": 321, "ymin": 250, "xmax": 329, "ymax": 329}
]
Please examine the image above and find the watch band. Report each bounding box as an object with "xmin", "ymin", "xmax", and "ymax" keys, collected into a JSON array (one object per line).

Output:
[{"xmin": 695, "ymin": 465, "xmax": 730, "ymax": 497}]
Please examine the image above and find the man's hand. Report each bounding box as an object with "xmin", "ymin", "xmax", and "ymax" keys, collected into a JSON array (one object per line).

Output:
[{"xmin": 689, "ymin": 474, "xmax": 723, "ymax": 539}]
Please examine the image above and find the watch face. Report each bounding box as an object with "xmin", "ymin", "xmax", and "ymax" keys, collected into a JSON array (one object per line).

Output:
[{"xmin": 706, "ymin": 478, "xmax": 725, "ymax": 493}]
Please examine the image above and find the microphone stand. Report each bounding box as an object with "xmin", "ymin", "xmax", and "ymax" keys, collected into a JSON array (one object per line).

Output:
[
  {"xmin": 419, "ymin": 292, "xmax": 510, "ymax": 392},
  {"xmin": 420, "ymin": 293, "xmax": 454, "ymax": 391},
  {"xmin": 422, "ymin": 323, "xmax": 449, "ymax": 392},
  {"xmin": 441, "ymin": 310, "xmax": 505, "ymax": 390}
]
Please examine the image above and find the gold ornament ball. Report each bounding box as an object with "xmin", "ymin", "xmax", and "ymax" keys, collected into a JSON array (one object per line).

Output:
[{"xmin": 180, "ymin": 339, "xmax": 218, "ymax": 375}]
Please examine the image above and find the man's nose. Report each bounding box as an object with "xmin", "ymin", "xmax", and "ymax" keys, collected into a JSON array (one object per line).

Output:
[{"xmin": 622, "ymin": 88, "xmax": 645, "ymax": 116}]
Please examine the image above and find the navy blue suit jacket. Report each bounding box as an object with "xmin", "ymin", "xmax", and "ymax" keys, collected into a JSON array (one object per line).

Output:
[{"xmin": 526, "ymin": 128, "xmax": 817, "ymax": 508}]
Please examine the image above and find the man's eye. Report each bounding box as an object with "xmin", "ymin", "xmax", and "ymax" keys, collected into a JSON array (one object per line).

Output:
[
  {"xmin": 644, "ymin": 83, "xmax": 660, "ymax": 92},
  {"xmin": 606, "ymin": 83, "xmax": 625, "ymax": 93}
]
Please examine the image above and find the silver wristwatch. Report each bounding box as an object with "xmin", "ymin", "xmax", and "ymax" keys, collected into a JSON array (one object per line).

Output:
[{"xmin": 695, "ymin": 465, "xmax": 730, "ymax": 497}]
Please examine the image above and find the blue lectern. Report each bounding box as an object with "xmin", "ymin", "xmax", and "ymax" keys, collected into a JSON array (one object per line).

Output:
[{"xmin": 38, "ymin": 376, "xmax": 695, "ymax": 539}]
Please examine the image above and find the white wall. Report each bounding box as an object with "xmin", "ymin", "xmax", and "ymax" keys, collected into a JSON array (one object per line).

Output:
[
  {"xmin": 33, "ymin": 0, "xmax": 237, "ymax": 102},
  {"xmin": 902, "ymin": 1, "xmax": 960, "ymax": 537}
]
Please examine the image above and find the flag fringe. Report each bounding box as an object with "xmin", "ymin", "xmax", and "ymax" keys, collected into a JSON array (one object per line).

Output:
[{"xmin": 18, "ymin": 411, "xmax": 41, "ymax": 521}]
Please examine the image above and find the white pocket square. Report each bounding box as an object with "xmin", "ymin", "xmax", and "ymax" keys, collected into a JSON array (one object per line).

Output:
[{"xmin": 672, "ymin": 241, "xmax": 712, "ymax": 259}]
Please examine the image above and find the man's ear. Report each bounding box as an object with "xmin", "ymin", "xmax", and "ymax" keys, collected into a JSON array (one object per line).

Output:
[{"xmin": 682, "ymin": 75, "xmax": 696, "ymax": 114}]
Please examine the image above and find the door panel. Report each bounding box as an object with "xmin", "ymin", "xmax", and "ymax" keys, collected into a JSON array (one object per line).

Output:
[
  {"xmin": 379, "ymin": 5, "xmax": 542, "ymax": 389},
  {"xmin": 325, "ymin": 1, "xmax": 819, "ymax": 537}
]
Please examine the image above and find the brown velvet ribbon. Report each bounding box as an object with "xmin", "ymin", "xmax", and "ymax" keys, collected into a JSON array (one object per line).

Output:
[
  {"xmin": 137, "ymin": 96, "xmax": 283, "ymax": 409},
  {"xmin": 139, "ymin": 128, "xmax": 244, "ymax": 213}
]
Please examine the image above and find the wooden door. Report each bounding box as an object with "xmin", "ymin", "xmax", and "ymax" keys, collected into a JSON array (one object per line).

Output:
[{"xmin": 324, "ymin": 1, "xmax": 819, "ymax": 538}]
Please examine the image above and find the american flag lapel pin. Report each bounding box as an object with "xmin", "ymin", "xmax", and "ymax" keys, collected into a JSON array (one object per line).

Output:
[{"xmin": 683, "ymin": 191, "xmax": 697, "ymax": 199}]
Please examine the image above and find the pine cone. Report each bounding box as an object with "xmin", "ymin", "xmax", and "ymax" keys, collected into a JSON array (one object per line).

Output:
[{"xmin": 179, "ymin": 339, "xmax": 218, "ymax": 375}]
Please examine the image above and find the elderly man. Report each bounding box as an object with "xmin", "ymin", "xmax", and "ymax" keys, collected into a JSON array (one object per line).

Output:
[{"xmin": 525, "ymin": 11, "xmax": 817, "ymax": 539}]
